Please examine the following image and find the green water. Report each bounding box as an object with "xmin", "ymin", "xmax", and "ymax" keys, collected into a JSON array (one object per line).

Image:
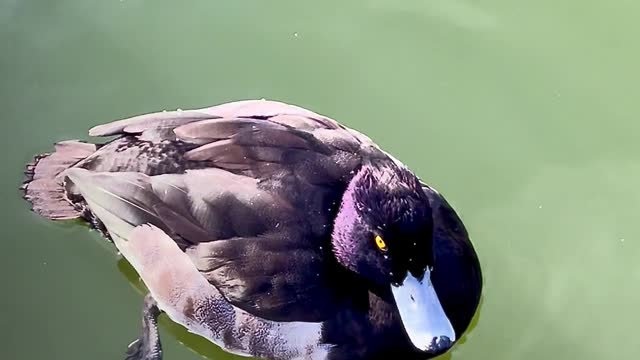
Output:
[{"xmin": 2, "ymin": 0, "xmax": 640, "ymax": 359}]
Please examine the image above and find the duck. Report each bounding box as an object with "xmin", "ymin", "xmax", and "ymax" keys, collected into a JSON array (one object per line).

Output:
[{"xmin": 21, "ymin": 99, "xmax": 482, "ymax": 360}]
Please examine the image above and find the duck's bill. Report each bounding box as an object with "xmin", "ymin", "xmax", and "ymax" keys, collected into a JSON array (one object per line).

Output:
[{"xmin": 391, "ymin": 270, "xmax": 456, "ymax": 353}]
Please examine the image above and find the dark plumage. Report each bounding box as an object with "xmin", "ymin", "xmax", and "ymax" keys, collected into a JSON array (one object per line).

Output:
[{"xmin": 21, "ymin": 100, "xmax": 482, "ymax": 360}]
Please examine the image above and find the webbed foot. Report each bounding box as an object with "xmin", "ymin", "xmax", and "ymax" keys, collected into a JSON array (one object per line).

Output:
[{"xmin": 125, "ymin": 294, "xmax": 162, "ymax": 360}]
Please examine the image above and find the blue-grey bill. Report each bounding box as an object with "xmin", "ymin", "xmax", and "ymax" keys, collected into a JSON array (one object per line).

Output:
[{"xmin": 391, "ymin": 270, "xmax": 456, "ymax": 352}]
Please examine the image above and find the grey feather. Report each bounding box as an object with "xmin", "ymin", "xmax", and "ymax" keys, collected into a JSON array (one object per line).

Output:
[
  {"xmin": 89, "ymin": 110, "xmax": 218, "ymax": 137},
  {"xmin": 88, "ymin": 99, "xmax": 336, "ymax": 138},
  {"xmin": 174, "ymin": 118, "xmax": 260, "ymax": 143},
  {"xmin": 64, "ymin": 169, "xmax": 166, "ymax": 230},
  {"xmin": 22, "ymin": 141, "xmax": 96, "ymax": 219}
]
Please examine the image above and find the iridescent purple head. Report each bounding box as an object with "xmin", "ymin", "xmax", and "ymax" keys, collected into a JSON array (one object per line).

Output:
[
  {"xmin": 332, "ymin": 161, "xmax": 433, "ymax": 286},
  {"xmin": 332, "ymin": 161, "xmax": 456, "ymax": 354}
]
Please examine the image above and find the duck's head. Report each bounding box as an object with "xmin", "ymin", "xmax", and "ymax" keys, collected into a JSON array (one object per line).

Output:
[{"xmin": 332, "ymin": 161, "xmax": 454, "ymax": 355}]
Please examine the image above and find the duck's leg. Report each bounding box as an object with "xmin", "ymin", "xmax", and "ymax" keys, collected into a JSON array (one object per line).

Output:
[{"xmin": 125, "ymin": 294, "xmax": 163, "ymax": 360}]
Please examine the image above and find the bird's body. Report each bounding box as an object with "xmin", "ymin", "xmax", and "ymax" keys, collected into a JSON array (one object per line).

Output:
[{"xmin": 21, "ymin": 100, "xmax": 482, "ymax": 360}]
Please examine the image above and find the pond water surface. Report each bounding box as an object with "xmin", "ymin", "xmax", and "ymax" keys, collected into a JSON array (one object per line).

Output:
[{"xmin": 2, "ymin": 1, "xmax": 640, "ymax": 359}]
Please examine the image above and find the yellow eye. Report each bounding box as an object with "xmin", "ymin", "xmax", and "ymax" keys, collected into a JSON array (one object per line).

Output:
[{"xmin": 375, "ymin": 235, "xmax": 388, "ymax": 252}]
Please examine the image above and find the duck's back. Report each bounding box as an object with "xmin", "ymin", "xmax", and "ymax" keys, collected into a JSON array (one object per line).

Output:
[{"xmin": 23, "ymin": 100, "xmax": 389, "ymax": 324}]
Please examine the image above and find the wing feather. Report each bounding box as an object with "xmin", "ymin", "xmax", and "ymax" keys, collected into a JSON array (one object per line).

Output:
[{"xmin": 71, "ymin": 100, "xmax": 392, "ymax": 321}]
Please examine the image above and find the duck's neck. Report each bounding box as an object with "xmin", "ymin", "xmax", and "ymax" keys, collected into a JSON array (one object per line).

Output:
[{"xmin": 331, "ymin": 167, "xmax": 366, "ymax": 274}]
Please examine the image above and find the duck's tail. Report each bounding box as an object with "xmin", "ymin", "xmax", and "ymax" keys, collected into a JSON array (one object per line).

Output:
[{"xmin": 21, "ymin": 140, "xmax": 97, "ymax": 220}]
